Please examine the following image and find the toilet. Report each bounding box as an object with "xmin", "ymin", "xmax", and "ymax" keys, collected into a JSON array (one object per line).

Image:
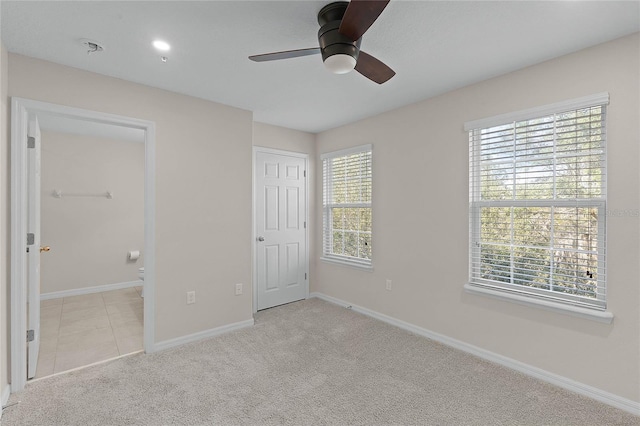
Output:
[{"xmin": 138, "ymin": 267, "xmax": 145, "ymax": 297}]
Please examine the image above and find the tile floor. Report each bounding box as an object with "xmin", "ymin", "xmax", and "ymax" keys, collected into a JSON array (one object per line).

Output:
[{"xmin": 34, "ymin": 286, "xmax": 143, "ymax": 379}]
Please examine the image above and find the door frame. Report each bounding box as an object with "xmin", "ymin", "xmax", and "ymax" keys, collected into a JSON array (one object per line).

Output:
[
  {"xmin": 10, "ymin": 97, "xmax": 157, "ymax": 391},
  {"xmin": 252, "ymin": 147, "xmax": 309, "ymax": 313}
]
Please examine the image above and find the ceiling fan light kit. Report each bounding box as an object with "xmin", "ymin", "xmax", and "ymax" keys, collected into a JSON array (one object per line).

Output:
[
  {"xmin": 323, "ymin": 54, "xmax": 357, "ymax": 74},
  {"xmin": 249, "ymin": 0, "xmax": 395, "ymax": 84}
]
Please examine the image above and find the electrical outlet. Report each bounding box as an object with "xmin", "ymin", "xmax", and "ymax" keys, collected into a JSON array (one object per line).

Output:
[
  {"xmin": 386, "ymin": 279, "xmax": 392, "ymax": 291},
  {"xmin": 235, "ymin": 283, "xmax": 243, "ymax": 295},
  {"xmin": 186, "ymin": 291, "xmax": 196, "ymax": 305}
]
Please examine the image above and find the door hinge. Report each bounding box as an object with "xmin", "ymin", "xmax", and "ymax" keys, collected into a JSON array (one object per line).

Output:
[
  {"xmin": 27, "ymin": 329, "xmax": 34, "ymax": 342},
  {"xmin": 27, "ymin": 136, "xmax": 35, "ymax": 149},
  {"xmin": 305, "ymin": 273, "xmax": 307, "ymax": 280},
  {"xmin": 27, "ymin": 233, "xmax": 35, "ymax": 245},
  {"xmin": 303, "ymin": 170, "xmax": 306, "ymax": 178},
  {"xmin": 304, "ymin": 221, "xmax": 306, "ymax": 229}
]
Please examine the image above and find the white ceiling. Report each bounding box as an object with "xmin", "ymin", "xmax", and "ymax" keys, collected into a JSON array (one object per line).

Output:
[{"xmin": 2, "ymin": 1, "xmax": 638, "ymax": 133}]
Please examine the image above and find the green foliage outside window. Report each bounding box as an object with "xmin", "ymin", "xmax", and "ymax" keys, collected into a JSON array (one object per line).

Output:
[
  {"xmin": 472, "ymin": 106, "xmax": 605, "ymax": 301},
  {"xmin": 323, "ymin": 148, "xmax": 372, "ymax": 264}
]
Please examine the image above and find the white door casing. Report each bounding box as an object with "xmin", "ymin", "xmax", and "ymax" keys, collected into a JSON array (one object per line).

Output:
[
  {"xmin": 255, "ymin": 149, "xmax": 308, "ymax": 310},
  {"xmin": 27, "ymin": 117, "xmax": 41, "ymax": 379},
  {"xmin": 11, "ymin": 97, "xmax": 157, "ymax": 392}
]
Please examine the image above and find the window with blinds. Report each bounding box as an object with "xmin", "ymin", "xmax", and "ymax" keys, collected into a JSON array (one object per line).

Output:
[
  {"xmin": 467, "ymin": 95, "xmax": 607, "ymax": 310},
  {"xmin": 322, "ymin": 145, "xmax": 372, "ymax": 268}
]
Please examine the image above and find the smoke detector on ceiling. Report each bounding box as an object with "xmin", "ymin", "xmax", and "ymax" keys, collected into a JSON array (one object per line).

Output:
[{"xmin": 80, "ymin": 39, "xmax": 104, "ymax": 55}]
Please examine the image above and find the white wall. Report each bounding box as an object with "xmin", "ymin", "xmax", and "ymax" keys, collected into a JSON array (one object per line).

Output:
[
  {"xmin": 8, "ymin": 54, "xmax": 254, "ymax": 343},
  {"xmin": 314, "ymin": 33, "xmax": 639, "ymax": 403},
  {"xmin": 1, "ymin": 41, "xmax": 10, "ymax": 407},
  {"xmin": 252, "ymin": 122, "xmax": 317, "ymax": 290},
  {"xmin": 40, "ymin": 131, "xmax": 144, "ymax": 295}
]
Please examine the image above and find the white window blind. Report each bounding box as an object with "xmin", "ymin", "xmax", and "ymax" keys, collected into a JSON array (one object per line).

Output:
[
  {"xmin": 322, "ymin": 145, "xmax": 372, "ymax": 267},
  {"xmin": 468, "ymin": 95, "xmax": 608, "ymax": 310}
]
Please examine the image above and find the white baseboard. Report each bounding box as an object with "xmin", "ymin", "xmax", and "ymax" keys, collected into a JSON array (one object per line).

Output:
[
  {"xmin": 310, "ymin": 292, "xmax": 640, "ymax": 416},
  {"xmin": 152, "ymin": 318, "xmax": 255, "ymax": 353},
  {"xmin": 1, "ymin": 384, "xmax": 11, "ymax": 419},
  {"xmin": 41, "ymin": 280, "xmax": 143, "ymax": 300}
]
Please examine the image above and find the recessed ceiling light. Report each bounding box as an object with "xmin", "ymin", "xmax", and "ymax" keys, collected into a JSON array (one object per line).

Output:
[{"xmin": 152, "ymin": 40, "xmax": 170, "ymax": 51}]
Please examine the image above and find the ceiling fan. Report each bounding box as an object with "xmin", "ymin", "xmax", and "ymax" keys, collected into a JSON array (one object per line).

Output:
[{"xmin": 249, "ymin": 0, "xmax": 395, "ymax": 84}]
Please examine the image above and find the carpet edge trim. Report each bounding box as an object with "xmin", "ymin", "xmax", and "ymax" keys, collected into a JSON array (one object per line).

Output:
[
  {"xmin": 153, "ymin": 318, "xmax": 255, "ymax": 353},
  {"xmin": 309, "ymin": 292, "xmax": 640, "ymax": 416}
]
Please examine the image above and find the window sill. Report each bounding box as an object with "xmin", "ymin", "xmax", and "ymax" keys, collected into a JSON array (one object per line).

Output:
[
  {"xmin": 464, "ymin": 283, "xmax": 614, "ymax": 324},
  {"xmin": 320, "ymin": 257, "xmax": 373, "ymax": 272}
]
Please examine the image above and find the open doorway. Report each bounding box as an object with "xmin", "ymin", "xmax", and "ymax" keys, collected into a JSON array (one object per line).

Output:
[
  {"xmin": 10, "ymin": 98, "xmax": 156, "ymax": 391},
  {"xmin": 34, "ymin": 122, "xmax": 145, "ymax": 379}
]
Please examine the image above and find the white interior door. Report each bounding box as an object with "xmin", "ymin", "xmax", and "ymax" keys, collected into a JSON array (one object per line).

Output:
[
  {"xmin": 27, "ymin": 116, "xmax": 42, "ymax": 379},
  {"xmin": 255, "ymin": 151, "xmax": 307, "ymax": 310}
]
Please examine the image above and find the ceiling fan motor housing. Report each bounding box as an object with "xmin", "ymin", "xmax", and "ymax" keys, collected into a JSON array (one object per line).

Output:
[{"xmin": 317, "ymin": 2, "xmax": 361, "ymax": 63}]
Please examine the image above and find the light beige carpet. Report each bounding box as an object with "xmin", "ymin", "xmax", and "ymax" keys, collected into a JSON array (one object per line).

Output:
[{"xmin": 2, "ymin": 298, "xmax": 638, "ymax": 425}]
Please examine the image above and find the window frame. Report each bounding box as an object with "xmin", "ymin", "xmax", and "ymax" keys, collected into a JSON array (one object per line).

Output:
[
  {"xmin": 321, "ymin": 144, "xmax": 373, "ymax": 270},
  {"xmin": 465, "ymin": 93, "xmax": 612, "ymax": 321}
]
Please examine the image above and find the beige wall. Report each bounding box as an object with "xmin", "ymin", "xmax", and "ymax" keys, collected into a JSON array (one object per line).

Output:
[
  {"xmin": 253, "ymin": 122, "xmax": 315, "ymax": 154},
  {"xmin": 8, "ymin": 54, "xmax": 254, "ymax": 343},
  {"xmin": 314, "ymin": 33, "xmax": 640, "ymax": 402},
  {"xmin": 1, "ymin": 42, "xmax": 9, "ymax": 403},
  {"xmin": 252, "ymin": 122, "xmax": 317, "ymax": 292},
  {"xmin": 40, "ymin": 131, "xmax": 144, "ymax": 294}
]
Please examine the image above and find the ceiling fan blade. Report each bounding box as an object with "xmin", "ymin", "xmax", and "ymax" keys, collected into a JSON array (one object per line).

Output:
[
  {"xmin": 355, "ymin": 50, "xmax": 395, "ymax": 84},
  {"xmin": 249, "ymin": 47, "xmax": 321, "ymax": 62},
  {"xmin": 339, "ymin": 0, "xmax": 390, "ymax": 41}
]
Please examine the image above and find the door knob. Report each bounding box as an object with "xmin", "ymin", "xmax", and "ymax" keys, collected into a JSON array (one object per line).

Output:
[
  {"xmin": 257, "ymin": 236, "xmax": 265, "ymax": 242},
  {"xmin": 40, "ymin": 246, "xmax": 51, "ymax": 253}
]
